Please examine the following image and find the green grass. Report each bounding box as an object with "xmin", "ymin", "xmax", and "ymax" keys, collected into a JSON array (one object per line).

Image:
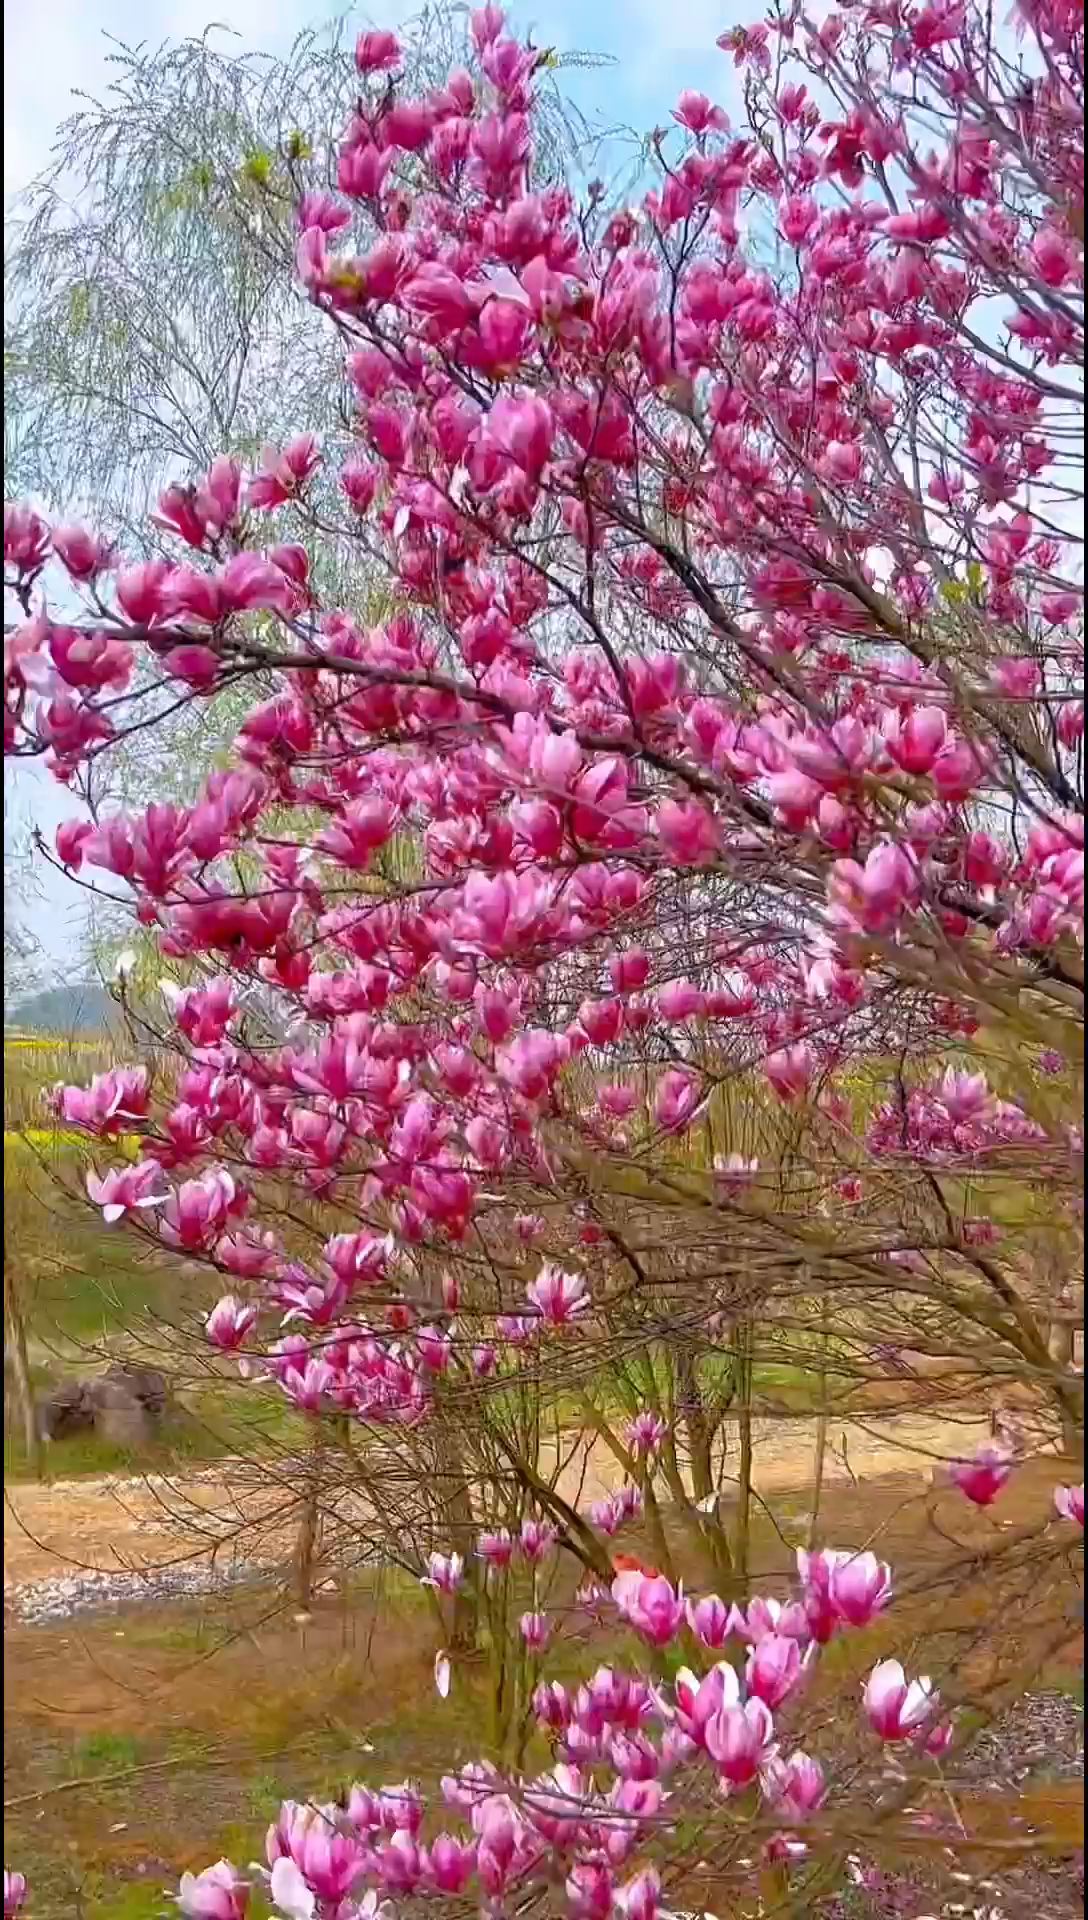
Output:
[
  {"xmin": 5, "ymin": 1372, "xmax": 308, "ymax": 1482},
  {"xmin": 71, "ymin": 1732, "xmax": 145, "ymax": 1776},
  {"xmin": 4, "ymin": 1413, "xmax": 222, "ymax": 1483},
  {"xmin": 84, "ymin": 1883, "xmax": 178, "ymax": 1920}
]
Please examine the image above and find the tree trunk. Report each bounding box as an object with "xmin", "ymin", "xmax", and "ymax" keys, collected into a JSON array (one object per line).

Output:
[
  {"xmin": 734, "ymin": 1318, "xmax": 754, "ymax": 1595},
  {"xmin": 4, "ymin": 1252, "xmax": 41, "ymax": 1479},
  {"xmin": 807, "ymin": 1290, "xmax": 831, "ymax": 1550},
  {"xmin": 292, "ymin": 1434, "xmax": 323, "ymax": 1612}
]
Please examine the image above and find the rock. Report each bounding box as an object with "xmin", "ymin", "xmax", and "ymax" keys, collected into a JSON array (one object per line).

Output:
[
  {"xmin": 86, "ymin": 1376, "xmax": 156, "ymax": 1449},
  {"xmin": 100, "ymin": 1364, "xmax": 168, "ymax": 1419},
  {"xmin": 35, "ymin": 1379, "xmax": 95, "ymax": 1442},
  {"xmin": 7, "ymin": 1557, "xmax": 273, "ymax": 1626},
  {"xmin": 34, "ymin": 1364, "xmax": 168, "ymax": 1446}
]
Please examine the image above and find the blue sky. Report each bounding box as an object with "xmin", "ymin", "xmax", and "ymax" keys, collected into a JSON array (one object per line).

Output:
[
  {"xmin": 4, "ymin": 0, "xmax": 743, "ymax": 203},
  {"xmin": 5, "ymin": 0, "xmax": 746, "ymax": 983}
]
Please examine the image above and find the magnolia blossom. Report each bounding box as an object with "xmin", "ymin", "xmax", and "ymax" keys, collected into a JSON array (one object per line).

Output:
[
  {"xmin": 1054, "ymin": 1483, "xmax": 1084, "ymax": 1527},
  {"xmin": 827, "ymin": 1553, "xmax": 893, "ymax": 1627},
  {"xmin": 525, "ymin": 1262, "xmax": 590, "ymax": 1325},
  {"xmin": 746, "ymin": 1633, "xmax": 806, "ymax": 1708},
  {"xmin": 175, "ymin": 1860, "xmax": 249, "ymax": 1918},
  {"xmin": 686, "ymin": 1593, "xmax": 736, "ymax": 1648},
  {"xmin": 763, "ymin": 1750, "xmax": 826, "ymax": 1820},
  {"xmin": 863, "ymin": 1660, "xmax": 939, "ymax": 1741},
  {"xmin": 705, "ymin": 1697, "xmax": 777, "ymax": 1787},
  {"xmin": 3, "ymin": 1875, "xmax": 27, "ymax": 1920},
  {"xmin": 948, "ymin": 1447, "xmax": 1014, "ymax": 1507},
  {"xmin": 519, "ymin": 1517, "xmax": 558, "ymax": 1562},
  {"xmin": 476, "ymin": 1529, "xmax": 516, "ymax": 1567},
  {"xmin": 85, "ymin": 1158, "xmax": 167, "ymax": 1224},
  {"xmin": 626, "ymin": 1412, "xmax": 667, "ymax": 1459},
  {"xmin": 422, "ymin": 1552, "xmax": 465, "ymax": 1593},
  {"xmin": 611, "ymin": 1571, "xmax": 685, "ymax": 1645},
  {"xmin": 519, "ymin": 1610, "xmax": 552, "ymax": 1649}
]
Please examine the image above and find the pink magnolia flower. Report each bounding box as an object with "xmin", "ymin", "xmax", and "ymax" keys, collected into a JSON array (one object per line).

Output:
[
  {"xmin": 526, "ymin": 1262, "xmax": 590, "ymax": 1325},
  {"xmin": 355, "ymin": 27, "xmax": 401, "ymax": 70},
  {"xmin": 614, "ymin": 1484, "xmax": 644, "ymax": 1524},
  {"xmin": 520, "ymin": 1610, "xmax": 552, "ymax": 1649},
  {"xmin": 590, "ymin": 1495, "xmax": 623, "ymax": 1536},
  {"xmin": 883, "ymin": 706, "xmax": 948, "ymax": 775},
  {"xmin": 627, "ymin": 1411, "xmax": 667, "ymax": 1458},
  {"xmin": 533, "ymin": 1680, "xmax": 573, "ymax": 1730},
  {"xmin": 746, "ymin": 1633, "xmax": 805, "ymax": 1707},
  {"xmin": 5, "ymin": 503, "xmax": 50, "ymax": 573},
  {"xmin": 608, "ymin": 948, "xmax": 651, "ymax": 994},
  {"xmin": 653, "ymin": 1068, "xmax": 703, "ymax": 1133},
  {"xmin": 58, "ymin": 1065, "xmax": 150, "ymax": 1135},
  {"xmin": 52, "ymin": 524, "xmax": 113, "ymax": 581},
  {"xmin": 519, "ymin": 1517, "xmax": 559, "ymax": 1562},
  {"xmin": 863, "ymin": 1660, "xmax": 939, "ymax": 1741},
  {"xmin": 795, "ymin": 1549, "xmax": 845, "ymax": 1644},
  {"xmin": 487, "ymin": 392, "xmax": 553, "ymax": 477},
  {"xmin": 267, "ymin": 1802, "xmax": 366, "ymax": 1905},
  {"xmin": 205, "ymin": 1296, "xmax": 258, "ymax": 1352},
  {"xmin": 686, "ymin": 1593, "xmax": 734, "ymax": 1648},
  {"xmin": 426, "ymin": 1834, "xmax": 476, "ymax": 1893},
  {"xmin": 416, "ymin": 1325, "xmax": 452, "ymax": 1374},
  {"xmin": 422, "ymin": 1551, "xmax": 465, "ymax": 1592},
  {"xmin": 765, "ymin": 1044, "xmax": 816, "ymax": 1103},
  {"xmin": 948, "ymin": 1447, "xmax": 1013, "ymax": 1507},
  {"xmin": 1054, "ymin": 1484, "xmax": 1084, "ymax": 1527},
  {"xmin": 566, "ymin": 1862, "xmax": 615, "ymax": 1920},
  {"xmin": 161, "ymin": 1167, "xmax": 246, "ymax": 1252},
  {"xmin": 85, "ymin": 1158, "xmax": 167, "ymax": 1225},
  {"xmin": 828, "ymin": 1551, "xmax": 893, "ymax": 1626},
  {"xmin": 828, "ymin": 843, "xmax": 919, "ymax": 934},
  {"xmin": 612, "ymin": 1571, "xmax": 685, "ymax": 1645},
  {"xmin": 617, "ymin": 1866, "xmax": 660, "ymax": 1920},
  {"xmin": 4, "ymin": 1874, "xmax": 28, "ymax": 1919},
  {"xmin": 763, "ymin": 1749, "xmax": 826, "ymax": 1820},
  {"xmin": 916, "ymin": 1717, "xmax": 955, "ymax": 1757},
  {"xmin": 937, "ymin": 1068, "xmax": 994, "ymax": 1125},
  {"xmin": 175, "ymin": 1860, "xmax": 249, "ymax": 1918},
  {"xmin": 657, "ymin": 797, "xmax": 720, "ymax": 864},
  {"xmin": 673, "ymin": 89, "xmax": 728, "ymax": 133},
  {"xmin": 246, "ymin": 438, "xmax": 321, "ymax": 511},
  {"xmin": 704, "ymin": 1697, "xmax": 776, "ymax": 1787}
]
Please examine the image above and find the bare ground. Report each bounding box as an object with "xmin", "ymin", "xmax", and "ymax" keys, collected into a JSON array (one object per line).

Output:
[{"xmin": 4, "ymin": 1409, "xmax": 997, "ymax": 1593}]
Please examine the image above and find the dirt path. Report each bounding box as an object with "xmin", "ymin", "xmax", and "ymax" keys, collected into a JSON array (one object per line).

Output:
[{"xmin": 4, "ymin": 1409, "xmax": 993, "ymax": 1595}]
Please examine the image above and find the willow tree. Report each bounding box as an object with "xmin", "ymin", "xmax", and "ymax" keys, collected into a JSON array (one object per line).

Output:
[{"xmin": 5, "ymin": 3, "xmax": 613, "ymax": 813}]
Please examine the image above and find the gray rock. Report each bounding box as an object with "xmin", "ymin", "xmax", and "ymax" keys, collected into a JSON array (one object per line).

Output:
[
  {"xmin": 88, "ymin": 1379, "xmax": 156, "ymax": 1449},
  {"xmin": 35, "ymin": 1378, "xmax": 95, "ymax": 1441},
  {"xmin": 35, "ymin": 1364, "xmax": 169, "ymax": 1447},
  {"xmin": 100, "ymin": 1364, "xmax": 168, "ymax": 1418}
]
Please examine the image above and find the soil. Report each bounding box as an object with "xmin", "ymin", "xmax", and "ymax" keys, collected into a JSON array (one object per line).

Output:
[{"xmin": 4, "ymin": 1409, "xmax": 998, "ymax": 1596}]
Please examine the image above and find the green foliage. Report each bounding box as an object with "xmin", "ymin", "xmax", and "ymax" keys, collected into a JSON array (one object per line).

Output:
[{"xmin": 72, "ymin": 1731, "xmax": 144, "ymax": 1775}]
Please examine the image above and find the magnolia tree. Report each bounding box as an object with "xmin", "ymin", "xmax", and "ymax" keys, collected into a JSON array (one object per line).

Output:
[{"xmin": 3, "ymin": 0, "xmax": 1084, "ymax": 1912}]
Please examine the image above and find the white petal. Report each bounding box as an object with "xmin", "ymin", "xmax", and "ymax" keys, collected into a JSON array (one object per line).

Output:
[
  {"xmin": 270, "ymin": 1857, "xmax": 316, "ymax": 1919},
  {"xmin": 434, "ymin": 1650, "xmax": 452, "ymax": 1698},
  {"xmin": 102, "ymin": 1203, "xmax": 125, "ymax": 1225}
]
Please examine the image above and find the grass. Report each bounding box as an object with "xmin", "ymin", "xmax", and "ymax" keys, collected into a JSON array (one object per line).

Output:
[
  {"xmin": 5, "ymin": 1414, "xmax": 222, "ymax": 1483},
  {"xmin": 72, "ymin": 1733, "xmax": 145, "ymax": 1775},
  {"xmin": 5, "ymin": 1386, "xmax": 307, "ymax": 1482}
]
